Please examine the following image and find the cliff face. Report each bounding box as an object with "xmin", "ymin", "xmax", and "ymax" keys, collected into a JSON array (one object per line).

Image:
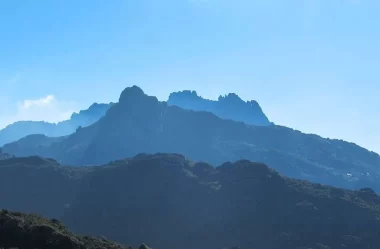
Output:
[
  {"xmin": 1, "ymin": 154, "xmax": 380, "ymax": 249},
  {"xmin": 0, "ymin": 102, "xmax": 112, "ymax": 146},
  {"xmin": 167, "ymin": 90, "xmax": 272, "ymax": 126}
]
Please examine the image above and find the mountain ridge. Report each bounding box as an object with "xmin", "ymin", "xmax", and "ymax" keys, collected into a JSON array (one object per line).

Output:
[
  {"xmin": 2, "ymin": 86, "xmax": 380, "ymax": 192},
  {"xmin": 0, "ymin": 87, "xmax": 273, "ymax": 146},
  {"xmin": 0, "ymin": 102, "xmax": 113, "ymax": 146}
]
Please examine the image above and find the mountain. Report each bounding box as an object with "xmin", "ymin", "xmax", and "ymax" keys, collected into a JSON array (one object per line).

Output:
[
  {"xmin": 2, "ymin": 86, "xmax": 380, "ymax": 191},
  {"xmin": 0, "ymin": 209, "xmax": 131, "ymax": 249},
  {"xmin": 0, "ymin": 102, "xmax": 112, "ymax": 146},
  {"xmin": 168, "ymin": 90, "xmax": 272, "ymax": 126},
  {"xmin": 1, "ymin": 154, "xmax": 380, "ymax": 249}
]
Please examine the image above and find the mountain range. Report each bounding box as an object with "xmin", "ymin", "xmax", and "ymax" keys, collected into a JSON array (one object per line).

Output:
[
  {"xmin": 0, "ymin": 89, "xmax": 270, "ymax": 148},
  {"xmin": 0, "ymin": 102, "xmax": 112, "ymax": 146},
  {"xmin": 2, "ymin": 86, "xmax": 380, "ymax": 192},
  {"xmin": 1, "ymin": 153, "xmax": 380, "ymax": 249}
]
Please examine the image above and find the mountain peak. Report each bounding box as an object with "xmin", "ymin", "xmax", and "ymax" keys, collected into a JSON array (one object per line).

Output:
[
  {"xmin": 218, "ymin": 93, "xmax": 260, "ymax": 107},
  {"xmin": 218, "ymin": 93, "xmax": 242, "ymax": 102},
  {"xmin": 168, "ymin": 90, "xmax": 272, "ymax": 126},
  {"xmin": 116, "ymin": 86, "xmax": 160, "ymax": 115},
  {"xmin": 119, "ymin": 85, "xmax": 147, "ymax": 103}
]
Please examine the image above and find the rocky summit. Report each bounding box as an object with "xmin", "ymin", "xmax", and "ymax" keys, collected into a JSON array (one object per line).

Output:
[{"xmin": 168, "ymin": 90, "xmax": 272, "ymax": 126}]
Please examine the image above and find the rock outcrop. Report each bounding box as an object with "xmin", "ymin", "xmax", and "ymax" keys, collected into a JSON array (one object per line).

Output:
[
  {"xmin": 0, "ymin": 209, "xmax": 130, "ymax": 249},
  {"xmin": 168, "ymin": 90, "xmax": 272, "ymax": 126}
]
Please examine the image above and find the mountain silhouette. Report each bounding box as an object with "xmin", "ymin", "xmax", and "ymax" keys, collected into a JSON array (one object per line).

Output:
[
  {"xmin": 168, "ymin": 90, "xmax": 272, "ymax": 126},
  {"xmin": 0, "ymin": 102, "xmax": 112, "ymax": 146},
  {"xmin": 0, "ymin": 89, "xmax": 272, "ymax": 147},
  {"xmin": 2, "ymin": 86, "xmax": 380, "ymax": 192},
  {"xmin": 1, "ymin": 154, "xmax": 380, "ymax": 249}
]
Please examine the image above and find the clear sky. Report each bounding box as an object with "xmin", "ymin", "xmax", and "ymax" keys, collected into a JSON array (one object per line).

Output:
[{"xmin": 0, "ymin": 0, "xmax": 379, "ymax": 153}]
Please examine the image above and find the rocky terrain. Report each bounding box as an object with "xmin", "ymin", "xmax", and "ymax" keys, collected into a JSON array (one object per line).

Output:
[
  {"xmin": 1, "ymin": 154, "xmax": 380, "ymax": 249},
  {"xmin": 0, "ymin": 209, "xmax": 133, "ymax": 249},
  {"xmin": 3, "ymin": 86, "xmax": 380, "ymax": 192}
]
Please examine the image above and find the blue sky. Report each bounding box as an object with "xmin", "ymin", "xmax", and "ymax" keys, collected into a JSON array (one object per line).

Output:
[{"xmin": 0, "ymin": 0, "xmax": 379, "ymax": 153}]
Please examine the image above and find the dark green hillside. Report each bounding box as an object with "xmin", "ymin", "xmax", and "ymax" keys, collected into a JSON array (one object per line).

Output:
[
  {"xmin": 62, "ymin": 154, "xmax": 380, "ymax": 249},
  {"xmin": 0, "ymin": 156, "xmax": 90, "ymax": 218},
  {"xmin": 1, "ymin": 154, "xmax": 380, "ymax": 249}
]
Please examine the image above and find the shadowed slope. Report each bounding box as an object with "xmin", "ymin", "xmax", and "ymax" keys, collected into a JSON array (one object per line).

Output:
[{"xmin": 1, "ymin": 154, "xmax": 380, "ymax": 249}]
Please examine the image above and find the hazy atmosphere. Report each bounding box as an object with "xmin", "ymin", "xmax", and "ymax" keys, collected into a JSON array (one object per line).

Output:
[
  {"xmin": 1, "ymin": 0, "xmax": 379, "ymax": 152},
  {"xmin": 2, "ymin": 1, "xmax": 380, "ymax": 249}
]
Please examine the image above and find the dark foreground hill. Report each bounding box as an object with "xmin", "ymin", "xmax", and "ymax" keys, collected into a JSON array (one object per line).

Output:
[
  {"xmin": 1, "ymin": 154, "xmax": 380, "ymax": 249},
  {"xmin": 2, "ymin": 86, "xmax": 380, "ymax": 191},
  {"xmin": 167, "ymin": 90, "xmax": 272, "ymax": 126},
  {"xmin": 0, "ymin": 209, "xmax": 131, "ymax": 249},
  {"xmin": 0, "ymin": 102, "xmax": 112, "ymax": 146}
]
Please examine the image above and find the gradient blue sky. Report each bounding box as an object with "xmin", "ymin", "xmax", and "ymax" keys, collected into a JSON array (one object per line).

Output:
[{"xmin": 0, "ymin": 0, "xmax": 379, "ymax": 153}]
